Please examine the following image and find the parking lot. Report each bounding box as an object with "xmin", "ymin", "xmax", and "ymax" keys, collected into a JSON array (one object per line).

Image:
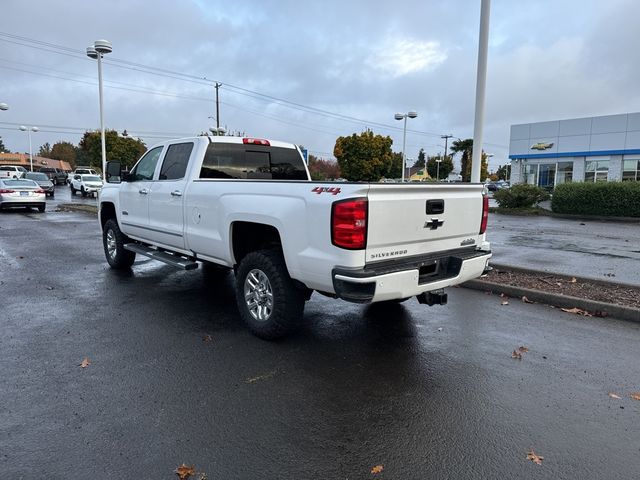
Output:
[{"xmin": 1, "ymin": 206, "xmax": 639, "ymax": 479}]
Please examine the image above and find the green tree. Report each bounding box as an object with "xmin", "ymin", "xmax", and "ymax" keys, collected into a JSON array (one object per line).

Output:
[
  {"xmin": 78, "ymin": 130, "xmax": 147, "ymax": 170},
  {"xmin": 412, "ymin": 148, "xmax": 426, "ymax": 168},
  {"xmin": 450, "ymin": 138, "xmax": 488, "ymax": 182},
  {"xmin": 333, "ymin": 130, "xmax": 393, "ymax": 182},
  {"xmin": 0, "ymin": 136, "xmax": 8, "ymax": 153},
  {"xmin": 38, "ymin": 142, "xmax": 52, "ymax": 158},
  {"xmin": 426, "ymin": 154, "xmax": 454, "ymax": 180},
  {"xmin": 495, "ymin": 164, "xmax": 511, "ymax": 181},
  {"xmin": 50, "ymin": 141, "xmax": 76, "ymax": 167},
  {"xmin": 387, "ymin": 152, "xmax": 403, "ymax": 179}
]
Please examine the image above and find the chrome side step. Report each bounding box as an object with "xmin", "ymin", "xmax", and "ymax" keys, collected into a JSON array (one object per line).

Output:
[{"xmin": 124, "ymin": 243, "xmax": 199, "ymax": 270}]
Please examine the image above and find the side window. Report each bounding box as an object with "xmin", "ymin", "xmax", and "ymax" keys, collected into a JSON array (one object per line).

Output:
[
  {"xmin": 130, "ymin": 146, "xmax": 163, "ymax": 181},
  {"xmin": 159, "ymin": 142, "xmax": 194, "ymax": 180}
]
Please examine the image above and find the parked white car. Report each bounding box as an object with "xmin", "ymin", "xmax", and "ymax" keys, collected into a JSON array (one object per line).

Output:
[
  {"xmin": 70, "ymin": 174, "xmax": 103, "ymax": 197},
  {"xmin": 0, "ymin": 178, "xmax": 46, "ymax": 212},
  {"xmin": 0, "ymin": 165, "xmax": 27, "ymax": 179}
]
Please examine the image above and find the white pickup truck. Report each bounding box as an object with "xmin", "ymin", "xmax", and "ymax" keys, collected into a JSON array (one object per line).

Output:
[{"xmin": 99, "ymin": 136, "xmax": 491, "ymax": 339}]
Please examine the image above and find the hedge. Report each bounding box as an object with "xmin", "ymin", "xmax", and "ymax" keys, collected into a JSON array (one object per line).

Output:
[
  {"xmin": 493, "ymin": 183, "xmax": 550, "ymax": 208},
  {"xmin": 551, "ymin": 181, "xmax": 640, "ymax": 217}
]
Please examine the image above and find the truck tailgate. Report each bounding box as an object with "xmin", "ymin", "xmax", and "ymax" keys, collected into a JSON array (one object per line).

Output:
[{"xmin": 365, "ymin": 184, "xmax": 485, "ymax": 262}]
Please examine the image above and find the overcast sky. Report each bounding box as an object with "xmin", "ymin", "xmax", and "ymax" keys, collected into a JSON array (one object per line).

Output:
[{"xmin": 1, "ymin": 0, "xmax": 639, "ymax": 171}]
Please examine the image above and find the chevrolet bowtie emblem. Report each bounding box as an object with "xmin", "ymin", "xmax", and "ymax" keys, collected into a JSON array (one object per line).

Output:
[{"xmin": 424, "ymin": 218, "xmax": 444, "ymax": 230}]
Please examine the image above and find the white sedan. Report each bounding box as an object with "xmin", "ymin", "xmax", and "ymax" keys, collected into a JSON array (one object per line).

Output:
[
  {"xmin": 70, "ymin": 174, "xmax": 103, "ymax": 197},
  {"xmin": 0, "ymin": 178, "xmax": 46, "ymax": 212}
]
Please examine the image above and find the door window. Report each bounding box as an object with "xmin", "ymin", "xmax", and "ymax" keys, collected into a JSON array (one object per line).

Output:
[
  {"xmin": 130, "ymin": 146, "xmax": 163, "ymax": 181},
  {"xmin": 159, "ymin": 142, "xmax": 194, "ymax": 180}
]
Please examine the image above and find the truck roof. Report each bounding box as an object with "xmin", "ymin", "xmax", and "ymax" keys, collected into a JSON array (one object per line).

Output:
[{"xmin": 148, "ymin": 136, "xmax": 299, "ymax": 151}]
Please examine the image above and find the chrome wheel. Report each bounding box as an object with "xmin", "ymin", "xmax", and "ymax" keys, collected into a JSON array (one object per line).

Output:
[
  {"xmin": 244, "ymin": 268, "xmax": 274, "ymax": 322},
  {"xmin": 106, "ymin": 228, "xmax": 117, "ymax": 260}
]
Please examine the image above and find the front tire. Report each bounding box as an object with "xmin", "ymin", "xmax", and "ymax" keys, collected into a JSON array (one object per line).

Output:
[
  {"xmin": 70, "ymin": 185, "xmax": 76, "ymax": 195},
  {"xmin": 81, "ymin": 187, "xmax": 86, "ymax": 197},
  {"xmin": 103, "ymin": 219, "xmax": 136, "ymax": 270},
  {"xmin": 235, "ymin": 250, "xmax": 305, "ymax": 340}
]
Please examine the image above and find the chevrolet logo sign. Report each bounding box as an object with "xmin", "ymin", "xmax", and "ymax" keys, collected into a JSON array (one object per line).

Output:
[
  {"xmin": 424, "ymin": 218, "xmax": 444, "ymax": 230},
  {"xmin": 531, "ymin": 142, "xmax": 554, "ymax": 150}
]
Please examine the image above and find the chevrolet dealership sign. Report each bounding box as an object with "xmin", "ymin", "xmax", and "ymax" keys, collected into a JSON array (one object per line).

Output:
[{"xmin": 531, "ymin": 142, "xmax": 554, "ymax": 150}]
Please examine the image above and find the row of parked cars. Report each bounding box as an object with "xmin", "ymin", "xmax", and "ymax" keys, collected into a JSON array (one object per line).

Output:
[{"xmin": 0, "ymin": 165, "xmax": 103, "ymax": 212}]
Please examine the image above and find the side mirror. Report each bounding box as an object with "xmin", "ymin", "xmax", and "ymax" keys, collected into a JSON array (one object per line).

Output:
[{"xmin": 106, "ymin": 161, "xmax": 122, "ymax": 183}]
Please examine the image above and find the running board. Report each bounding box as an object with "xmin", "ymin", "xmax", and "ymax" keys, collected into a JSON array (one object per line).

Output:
[{"xmin": 124, "ymin": 243, "xmax": 199, "ymax": 270}]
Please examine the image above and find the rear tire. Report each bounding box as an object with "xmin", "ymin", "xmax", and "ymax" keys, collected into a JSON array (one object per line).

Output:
[
  {"xmin": 70, "ymin": 185, "xmax": 76, "ymax": 195},
  {"xmin": 235, "ymin": 250, "xmax": 304, "ymax": 340},
  {"xmin": 37, "ymin": 204, "xmax": 45, "ymax": 213},
  {"xmin": 81, "ymin": 187, "xmax": 86, "ymax": 197},
  {"xmin": 103, "ymin": 219, "xmax": 136, "ymax": 270}
]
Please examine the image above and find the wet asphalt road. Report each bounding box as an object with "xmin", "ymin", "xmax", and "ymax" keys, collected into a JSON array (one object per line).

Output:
[
  {"xmin": 1, "ymin": 190, "xmax": 640, "ymax": 479},
  {"xmin": 487, "ymin": 212, "xmax": 640, "ymax": 285}
]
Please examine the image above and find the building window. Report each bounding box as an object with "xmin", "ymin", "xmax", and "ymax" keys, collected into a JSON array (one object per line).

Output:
[
  {"xmin": 538, "ymin": 164, "xmax": 555, "ymax": 188},
  {"xmin": 585, "ymin": 160, "xmax": 609, "ymax": 182},
  {"xmin": 523, "ymin": 164, "xmax": 537, "ymax": 185},
  {"xmin": 622, "ymin": 158, "xmax": 640, "ymax": 181},
  {"xmin": 556, "ymin": 162, "xmax": 573, "ymax": 184}
]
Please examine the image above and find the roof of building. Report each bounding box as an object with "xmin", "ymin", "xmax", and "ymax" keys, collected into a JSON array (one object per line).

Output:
[{"xmin": 0, "ymin": 153, "xmax": 72, "ymax": 172}]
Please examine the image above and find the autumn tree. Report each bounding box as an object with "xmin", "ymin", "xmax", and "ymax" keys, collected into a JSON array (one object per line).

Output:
[
  {"xmin": 307, "ymin": 155, "xmax": 341, "ymax": 181},
  {"xmin": 78, "ymin": 130, "xmax": 146, "ymax": 170},
  {"xmin": 450, "ymin": 138, "xmax": 488, "ymax": 182},
  {"xmin": 426, "ymin": 154, "xmax": 454, "ymax": 180},
  {"xmin": 333, "ymin": 130, "xmax": 393, "ymax": 182}
]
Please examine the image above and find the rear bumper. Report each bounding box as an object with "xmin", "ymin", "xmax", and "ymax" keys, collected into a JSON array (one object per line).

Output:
[{"xmin": 332, "ymin": 248, "xmax": 492, "ymax": 303}]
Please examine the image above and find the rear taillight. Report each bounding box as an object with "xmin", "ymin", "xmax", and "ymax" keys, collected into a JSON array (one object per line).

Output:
[
  {"xmin": 479, "ymin": 194, "xmax": 489, "ymax": 234},
  {"xmin": 35, "ymin": 189, "xmax": 46, "ymax": 194},
  {"xmin": 331, "ymin": 198, "xmax": 368, "ymax": 250},
  {"xmin": 0, "ymin": 189, "xmax": 15, "ymax": 193},
  {"xmin": 242, "ymin": 138, "xmax": 270, "ymax": 146}
]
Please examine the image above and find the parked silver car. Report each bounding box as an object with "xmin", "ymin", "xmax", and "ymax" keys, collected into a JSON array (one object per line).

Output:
[
  {"xmin": 24, "ymin": 172, "xmax": 55, "ymax": 197},
  {"xmin": 0, "ymin": 178, "xmax": 46, "ymax": 212}
]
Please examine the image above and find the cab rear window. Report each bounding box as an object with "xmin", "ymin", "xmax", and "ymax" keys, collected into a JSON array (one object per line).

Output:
[{"xmin": 200, "ymin": 143, "xmax": 307, "ymax": 180}]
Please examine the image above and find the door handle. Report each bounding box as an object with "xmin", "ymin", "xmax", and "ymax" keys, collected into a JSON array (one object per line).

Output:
[
  {"xmin": 138, "ymin": 188, "xmax": 149, "ymax": 195},
  {"xmin": 171, "ymin": 190, "xmax": 183, "ymax": 197}
]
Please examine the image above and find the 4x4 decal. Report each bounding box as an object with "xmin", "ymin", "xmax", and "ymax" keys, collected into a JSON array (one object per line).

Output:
[{"xmin": 311, "ymin": 186, "xmax": 341, "ymax": 195}]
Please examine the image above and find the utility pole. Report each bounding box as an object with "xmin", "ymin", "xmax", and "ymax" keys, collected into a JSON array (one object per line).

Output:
[
  {"xmin": 440, "ymin": 134, "xmax": 453, "ymax": 180},
  {"xmin": 215, "ymin": 83, "xmax": 221, "ymax": 129}
]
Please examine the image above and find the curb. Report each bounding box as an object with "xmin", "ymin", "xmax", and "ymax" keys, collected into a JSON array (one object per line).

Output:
[
  {"xmin": 462, "ymin": 278, "xmax": 640, "ymax": 323},
  {"xmin": 488, "ymin": 207, "xmax": 639, "ymax": 223},
  {"xmin": 55, "ymin": 203, "xmax": 98, "ymax": 215}
]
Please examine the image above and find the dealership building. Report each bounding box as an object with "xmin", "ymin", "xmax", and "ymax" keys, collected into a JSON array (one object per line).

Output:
[{"xmin": 509, "ymin": 112, "xmax": 640, "ymax": 187}]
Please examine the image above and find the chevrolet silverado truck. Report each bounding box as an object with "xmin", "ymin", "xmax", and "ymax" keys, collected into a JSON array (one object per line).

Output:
[{"xmin": 99, "ymin": 136, "xmax": 491, "ymax": 339}]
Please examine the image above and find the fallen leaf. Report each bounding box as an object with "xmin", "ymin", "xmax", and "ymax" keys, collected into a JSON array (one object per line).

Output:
[
  {"xmin": 203, "ymin": 335, "xmax": 213, "ymax": 343},
  {"xmin": 556, "ymin": 282, "xmax": 562, "ymax": 287},
  {"xmin": 560, "ymin": 307, "xmax": 592, "ymax": 316},
  {"xmin": 500, "ymin": 293, "xmax": 507, "ymax": 298},
  {"xmin": 79, "ymin": 357, "xmax": 91, "ymax": 368},
  {"xmin": 608, "ymin": 393, "xmax": 621, "ymax": 399},
  {"xmin": 371, "ymin": 465, "xmax": 384, "ymax": 474},
  {"xmin": 46, "ymin": 286, "xmax": 54, "ymax": 290},
  {"xmin": 518, "ymin": 346, "xmax": 529, "ymax": 353},
  {"xmin": 593, "ymin": 310, "xmax": 609, "ymax": 318},
  {"xmin": 570, "ymin": 277, "xmax": 577, "ymax": 283},
  {"xmin": 175, "ymin": 464, "xmax": 195, "ymax": 479},
  {"xmin": 522, "ymin": 296, "xmax": 534, "ymax": 304},
  {"xmin": 511, "ymin": 350, "xmax": 522, "ymax": 360},
  {"xmin": 17, "ymin": 256, "xmax": 24, "ymax": 259},
  {"xmin": 501, "ymin": 299, "xmax": 509, "ymax": 306},
  {"xmin": 631, "ymin": 393, "xmax": 640, "ymax": 401},
  {"xmin": 246, "ymin": 370, "xmax": 277, "ymax": 384},
  {"xmin": 527, "ymin": 449, "xmax": 544, "ymax": 465},
  {"xmin": 437, "ymin": 327, "xmax": 443, "ymax": 332}
]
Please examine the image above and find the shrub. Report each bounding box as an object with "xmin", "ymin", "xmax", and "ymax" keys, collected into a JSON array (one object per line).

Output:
[
  {"xmin": 493, "ymin": 184, "xmax": 550, "ymax": 208},
  {"xmin": 551, "ymin": 182, "xmax": 640, "ymax": 217}
]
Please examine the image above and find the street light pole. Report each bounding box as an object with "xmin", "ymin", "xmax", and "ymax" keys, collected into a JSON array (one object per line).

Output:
[
  {"xmin": 19, "ymin": 125, "xmax": 39, "ymax": 171},
  {"xmin": 395, "ymin": 111, "xmax": 418, "ymax": 181},
  {"xmin": 87, "ymin": 39, "xmax": 112, "ymax": 181},
  {"xmin": 471, "ymin": 0, "xmax": 491, "ymax": 183}
]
